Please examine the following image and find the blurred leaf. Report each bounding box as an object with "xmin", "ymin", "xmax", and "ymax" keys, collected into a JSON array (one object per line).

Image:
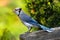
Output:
[{"xmin": 1, "ymin": 29, "xmax": 16, "ymax": 40}]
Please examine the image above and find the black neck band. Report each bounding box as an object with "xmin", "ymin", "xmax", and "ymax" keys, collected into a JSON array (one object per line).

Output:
[{"xmin": 18, "ymin": 11, "xmax": 20, "ymax": 16}]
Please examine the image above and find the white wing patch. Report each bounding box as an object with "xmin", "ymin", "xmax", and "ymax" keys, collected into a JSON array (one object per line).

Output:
[{"xmin": 24, "ymin": 22, "xmax": 33, "ymax": 27}]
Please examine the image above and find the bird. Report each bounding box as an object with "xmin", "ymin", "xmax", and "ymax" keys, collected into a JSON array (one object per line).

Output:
[{"xmin": 14, "ymin": 8, "xmax": 54, "ymax": 32}]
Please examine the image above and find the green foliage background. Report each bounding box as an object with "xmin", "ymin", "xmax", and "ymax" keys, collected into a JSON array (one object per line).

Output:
[
  {"xmin": 0, "ymin": 0, "xmax": 28, "ymax": 40},
  {"xmin": 25, "ymin": 0, "xmax": 60, "ymax": 27}
]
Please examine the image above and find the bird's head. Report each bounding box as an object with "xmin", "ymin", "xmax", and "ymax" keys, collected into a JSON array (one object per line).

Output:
[{"xmin": 14, "ymin": 8, "xmax": 22, "ymax": 16}]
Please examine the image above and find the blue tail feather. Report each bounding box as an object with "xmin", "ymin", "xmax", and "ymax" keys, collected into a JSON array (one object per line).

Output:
[{"xmin": 38, "ymin": 24, "xmax": 54, "ymax": 32}]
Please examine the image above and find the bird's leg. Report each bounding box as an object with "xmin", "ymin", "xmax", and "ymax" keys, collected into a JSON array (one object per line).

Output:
[
  {"xmin": 26, "ymin": 27, "xmax": 32, "ymax": 33},
  {"xmin": 25, "ymin": 27, "xmax": 32, "ymax": 34},
  {"xmin": 28, "ymin": 27, "xmax": 32, "ymax": 32}
]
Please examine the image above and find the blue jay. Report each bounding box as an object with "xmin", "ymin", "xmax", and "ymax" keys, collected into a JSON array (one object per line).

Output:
[{"xmin": 14, "ymin": 8, "xmax": 54, "ymax": 32}]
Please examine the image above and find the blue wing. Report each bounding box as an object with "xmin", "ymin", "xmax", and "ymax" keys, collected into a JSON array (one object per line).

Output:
[{"xmin": 20, "ymin": 13, "xmax": 39, "ymax": 25}]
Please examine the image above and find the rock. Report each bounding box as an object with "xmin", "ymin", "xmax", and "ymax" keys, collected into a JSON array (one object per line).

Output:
[{"xmin": 20, "ymin": 30, "xmax": 60, "ymax": 40}]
